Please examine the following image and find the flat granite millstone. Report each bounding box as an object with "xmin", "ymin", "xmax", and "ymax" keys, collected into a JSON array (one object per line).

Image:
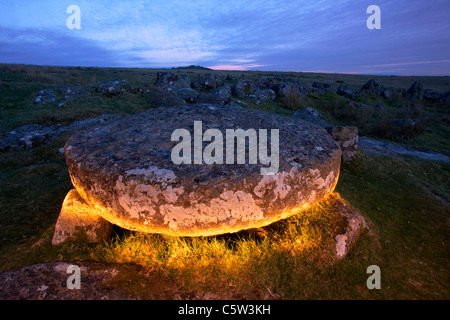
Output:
[{"xmin": 63, "ymin": 104, "xmax": 342, "ymax": 237}]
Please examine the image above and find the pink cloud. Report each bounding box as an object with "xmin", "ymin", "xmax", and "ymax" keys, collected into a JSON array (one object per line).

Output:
[{"xmin": 208, "ymin": 64, "xmax": 265, "ymax": 71}]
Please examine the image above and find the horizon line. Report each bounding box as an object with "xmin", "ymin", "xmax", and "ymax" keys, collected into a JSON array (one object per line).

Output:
[{"xmin": 1, "ymin": 62, "xmax": 449, "ymax": 77}]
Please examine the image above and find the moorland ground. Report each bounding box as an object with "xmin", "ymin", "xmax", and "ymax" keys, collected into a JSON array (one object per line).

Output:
[{"xmin": 0, "ymin": 64, "xmax": 448, "ymax": 299}]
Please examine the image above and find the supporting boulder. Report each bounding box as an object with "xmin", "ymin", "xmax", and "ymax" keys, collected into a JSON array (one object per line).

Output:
[
  {"xmin": 326, "ymin": 126, "xmax": 358, "ymax": 162},
  {"xmin": 330, "ymin": 194, "xmax": 368, "ymax": 260},
  {"xmin": 52, "ymin": 189, "xmax": 113, "ymax": 245}
]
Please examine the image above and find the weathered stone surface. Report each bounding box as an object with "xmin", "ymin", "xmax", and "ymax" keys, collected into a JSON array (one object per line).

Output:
[
  {"xmin": 232, "ymin": 80, "xmax": 257, "ymax": 98},
  {"xmin": 212, "ymin": 84, "xmax": 232, "ymax": 100},
  {"xmin": 290, "ymin": 108, "xmax": 359, "ymax": 163},
  {"xmin": 52, "ymin": 189, "xmax": 113, "ymax": 245},
  {"xmin": 256, "ymin": 76, "xmax": 280, "ymax": 90},
  {"xmin": 34, "ymin": 89, "xmax": 57, "ymax": 105},
  {"xmin": 0, "ymin": 261, "xmax": 260, "ymax": 300},
  {"xmin": 148, "ymin": 88, "xmax": 187, "ymax": 107},
  {"xmin": 361, "ymin": 79, "xmax": 384, "ymax": 95},
  {"xmin": 0, "ymin": 114, "xmax": 121, "ymax": 152},
  {"xmin": 196, "ymin": 92, "xmax": 226, "ymax": 105},
  {"xmin": 406, "ymin": 81, "xmax": 423, "ymax": 101},
  {"xmin": 191, "ymin": 74, "xmax": 223, "ymax": 90},
  {"xmin": 249, "ymin": 89, "xmax": 276, "ymax": 104},
  {"xmin": 326, "ymin": 126, "xmax": 358, "ymax": 162},
  {"xmin": 175, "ymin": 87, "xmax": 199, "ymax": 103},
  {"xmin": 0, "ymin": 262, "xmax": 127, "ymax": 300},
  {"xmin": 56, "ymin": 85, "xmax": 89, "ymax": 99},
  {"xmin": 329, "ymin": 194, "xmax": 367, "ymax": 260},
  {"xmin": 63, "ymin": 104, "xmax": 341, "ymax": 237},
  {"xmin": 272, "ymin": 82, "xmax": 301, "ymax": 98},
  {"xmin": 423, "ymin": 89, "xmax": 441, "ymax": 101},
  {"xmin": 336, "ymin": 84, "xmax": 356, "ymax": 99},
  {"xmin": 292, "ymin": 107, "xmax": 330, "ymax": 128},
  {"xmin": 156, "ymin": 72, "xmax": 191, "ymax": 90},
  {"xmin": 96, "ymin": 80, "xmax": 126, "ymax": 97},
  {"xmin": 0, "ymin": 124, "xmax": 58, "ymax": 151}
]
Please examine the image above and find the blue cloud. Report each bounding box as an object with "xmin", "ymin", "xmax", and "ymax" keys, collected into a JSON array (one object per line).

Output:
[
  {"xmin": 0, "ymin": 26, "xmax": 119, "ymax": 67},
  {"xmin": 0, "ymin": 0, "xmax": 449, "ymax": 74}
]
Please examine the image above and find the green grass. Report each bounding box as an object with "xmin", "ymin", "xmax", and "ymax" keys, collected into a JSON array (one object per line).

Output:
[
  {"xmin": 1, "ymin": 148, "xmax": 447, "ymax": 299},
  {"xmin": 306, "ymin": 91, "xmax": 450, "ymax": 155},
  {"xmin": 0, "ymin": 64, "xmax": 449, "ymax": 299}
]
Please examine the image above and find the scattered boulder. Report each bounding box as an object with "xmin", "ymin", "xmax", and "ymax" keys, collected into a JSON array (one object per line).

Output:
[
  {"xmin": 191, "ymin": 73, "xmax": 223, "ymax": 90},
  {"xmin": 0, "ymin": 124, "xmax": 58, "ymax": 151},
  {"xmin": 406, "ymin": 81, "xmax": 423, "ymax": 101},
  {"xmin": 423, "ymin": 89, "xmax": 441, "ymax": 101},
  {"xmin": 55, "ymin": 84, "xmax": 93, "ymax": 107},
  {"xmin": 272, "ymin": 82, "xmax": 298, "ymax": 97},
  {"xmin": 56, "ymin": 85, "xmax": 89, "ymax": 99},
  {"xmin": 232, "ymin": 79, "xmax": 257, "ymax": 98},
  {"xmin": 249, "ymin": 89, "xmax": 276, "ymax": 104},
  {"xmin": 292, "ymin": 107, "xmax": 330, "ymax": 127},
  {"xmin": 311, "ymin": 82, "xmax": 335, "ymax": 93},
  {"xmin": 0, "ymin": 114, "xmax": 122, "ymax": 152},
  {"xmin": 175, "ymin": 87, "xmax": 199, "ymax": 103},
  {"xmin": 57, "ymin": 100, "xmax": 72, "ymax": 108},
  {"xmin": 34, "ymin": 89, "xmax": 57, "ymax": 105},
  {"xmin": 361, "ymin": 79, "xmax": 384, "ymax": 95},
  {"xmin": 122, "ymin": 85, "xmax": 152, "ymax": 94},
  {"xmin": 212, "ymin": 84, "xmax": 232, "ymax": 100},
  {"xmin": 0, "ymin": 262, "xmax": 134, "ymax": 300},
  {"xmin": 148, "ymin": 88, "xmax": 186, "ymax": 107},
  {"xmin": 126, "ymin": 86, "xmax": 140, "ymax": 94},
  {"xmin": 156, "ymin": 72, "xmax": 191, "ymax": 90},
  {"xmin": 381, "ymin": 88, "xmax": 391, "ymax": 99},
  {"xmin": 297, "ymin": 85, "xmax": 311, "ymax": 97},
  {"xmin": 256, "ymin": 76, "xmax": 280, "ymax": 89},
  {"xmin": 383, "ymin": 88, "xmax": 404, "ymax": 102},
  {"xmin": 336, "ymin": 84, "xmax": 356, "ymax": 99},
  {"xmin": 96, "ymin": 80, "xmax": 126, "ymax": 97}
]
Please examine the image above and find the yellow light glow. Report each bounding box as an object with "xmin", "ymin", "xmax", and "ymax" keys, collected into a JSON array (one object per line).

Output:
[{"xmin": 67, "ymin": 168, "xmax": 340, "ymax": 237}]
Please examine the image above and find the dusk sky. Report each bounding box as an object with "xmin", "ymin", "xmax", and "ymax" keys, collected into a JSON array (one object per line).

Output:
[{"xmin": 0, "ymin": 0, "xmax": 449, "ymax": 75}]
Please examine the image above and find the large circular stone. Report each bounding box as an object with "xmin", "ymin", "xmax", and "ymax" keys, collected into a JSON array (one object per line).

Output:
[{"xmin": 65, "ymin": 104, "xmax": 341, "ymax": 237}]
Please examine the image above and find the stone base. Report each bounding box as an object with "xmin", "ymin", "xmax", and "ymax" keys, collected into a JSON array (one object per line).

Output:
[
  {"xmin": 326, "ymin": 126, "xmax": 358, "ymax": 162},
  {"xmin": 52, "ymin": 189, "xmax": 113, "ymax": 245},
  {"xmin": 329, "ymin": 194, "xmax": 368, "ymax": 260}
]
